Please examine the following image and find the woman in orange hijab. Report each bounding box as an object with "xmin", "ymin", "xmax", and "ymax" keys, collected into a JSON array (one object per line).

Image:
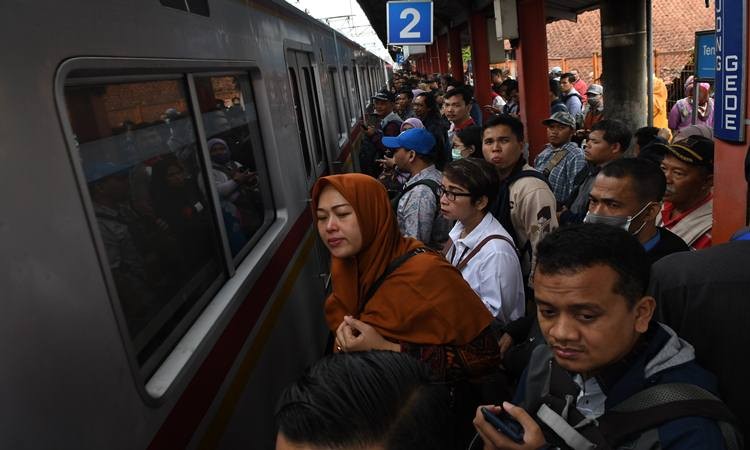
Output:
[{"xmin": 312, "ymin": 173, "xmax": 502, "ymax": 381}]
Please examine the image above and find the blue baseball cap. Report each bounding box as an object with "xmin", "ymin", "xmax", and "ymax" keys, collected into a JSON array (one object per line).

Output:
[{"xmin": 382, "ymin": 128, "xmax": 436, "ymax": 155}]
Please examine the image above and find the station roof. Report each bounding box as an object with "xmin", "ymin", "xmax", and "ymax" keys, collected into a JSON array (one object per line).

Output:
[{"xmin": 357, "ymin": 0, "xmax": 600, "ymax": 47}]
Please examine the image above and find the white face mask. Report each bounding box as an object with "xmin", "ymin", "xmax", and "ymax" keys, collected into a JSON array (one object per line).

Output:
[
  {"xmin": 583, "ymin": 202, "xmax": 655, "ymax": 235},
  {"xmin": 451, "ymin": 147, "xmax": 463, "ymax": 160}
]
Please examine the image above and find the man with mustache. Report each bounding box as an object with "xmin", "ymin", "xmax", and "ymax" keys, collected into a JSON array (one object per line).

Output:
[{"xmin": 657, "ymin": 136, "xmax": 714, "ymax": 249}]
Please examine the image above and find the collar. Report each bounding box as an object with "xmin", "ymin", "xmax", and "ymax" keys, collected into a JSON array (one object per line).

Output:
[
  {"xmin": 406, "ymin": 165, "xmax": 438, "ymax": 184},
  {"xmin": 642, "ymin": 230, "xmax": 661, "ymax": 252},
  {"xmin": 448, "ymin": 213, "xmax": 495, "ymax": 250},
  {"xmin": 661, "ymin": 193, "xmax": 713, "ymax": 226},
  {"xmin": 593, "ymin": 323, "xmax": 659, "ymax": 400},
  {"xmin": 451, "ymin": 117, "xmax": 475, "ymax": 132}
]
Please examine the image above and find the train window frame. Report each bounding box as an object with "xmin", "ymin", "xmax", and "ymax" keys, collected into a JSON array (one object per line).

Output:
[
  {"xmin": 341, "ymin": 66, "xmax": 355, "ymax": 126},
  {"xmin": 327, "ymin": 67, "xmax": 347, "ymax": 146},
  {"xmin": 54, "ymin": 58, "xmax": 282, "ymax": 404}
]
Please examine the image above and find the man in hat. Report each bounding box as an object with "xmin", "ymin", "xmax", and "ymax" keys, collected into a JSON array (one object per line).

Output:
[
  {"xmin": 360, "ymin": 90, "xmax": 403, "ymax": 177},
  {"xmin": 534, "ymin": 111, "xmax": 586, "ymax": 206},
  {"xmin": 580, "ymin": 84, "xmax": 604, "ymax": 131},
  {"xmin": 384, "ymin": 128, "xmax": 449, "ymax": 248},
  {"xmin": 657, "ymin": 135, "xmax": 714, "ymax": 249}
]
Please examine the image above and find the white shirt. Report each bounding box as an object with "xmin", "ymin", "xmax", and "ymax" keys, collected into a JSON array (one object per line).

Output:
[
  {"xmin": 573, "ymin": 375, "xmax": 606, "ymax": 419},
  {"xmin": 447, "ymin": 213, "xmax": 525, "ymax": 325}
]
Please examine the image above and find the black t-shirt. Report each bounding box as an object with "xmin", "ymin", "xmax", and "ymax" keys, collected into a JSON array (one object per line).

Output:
[
  {"xmin": 649, "ymin": 240, "xmax": 750, "ymax": 436},
  {"xmin": 646, "ymin": 227, "xmax": 690, "ymax": 266}
]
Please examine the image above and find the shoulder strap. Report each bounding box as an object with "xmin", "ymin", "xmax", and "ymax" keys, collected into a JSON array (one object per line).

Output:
[
  {"xmin": 542, "ymin": 149, "xmax": 569, "ymax": 178},
  {"xmin": 598, "ymin": 383, "xmax": 743, "ymax": 450},
  {"xmin": 359, "ymin": 247, "xmax": 431, "ymax": 315},
  {"xmin": 456, "ymin": 234, "xmax": 517, "ymax": 271},
  {"xmin": 394, "ymin": 179, "xmax": 441, "ymax": 216}
]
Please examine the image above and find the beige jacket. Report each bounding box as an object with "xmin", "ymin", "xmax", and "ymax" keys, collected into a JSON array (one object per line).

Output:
[{"xmin": 509, "ymin": 164, "xmax": 559, "ymax": 285}]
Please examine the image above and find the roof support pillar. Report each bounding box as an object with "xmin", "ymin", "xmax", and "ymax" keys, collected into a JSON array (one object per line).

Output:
[
  {"xmin": 470, "ymin": 11, "xmax": 492, "ymax": 113},
  {"xmin": 438, "ymin": 34, "xmax": 449, "ymax": 73},
  {"xmin": 428, "ymin": 44, "xmax": 437, "ymax": 74},
  {"xmin": 516, "ymin": 0, "xmax": 549, "ymax": 160},
  {"xmin": 449, "ymin": 26, "xmax": 464, "ymax": 81},
  {"xmin": 600, "ymin": 0, "xmax": 648, "ymax": 131}
]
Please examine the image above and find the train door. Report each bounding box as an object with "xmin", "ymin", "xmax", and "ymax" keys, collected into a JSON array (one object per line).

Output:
[{"xmin": 286, "ymin": 50, "xmax": 327, "ymax": 185}]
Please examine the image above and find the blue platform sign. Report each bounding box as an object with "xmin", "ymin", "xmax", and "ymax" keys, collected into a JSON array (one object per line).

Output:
[
  {"xmin": 715, "ymin": 0, "xmax": 747, "ymax": 142},
  {"xmin": 695, "ymin": 31, "xmax": 715, "ymax": 80},
  {"xmin": 387, "ymin": 1, "xmax": 433, "ymax": 46},
  {"xmin": 396, "ymin": 52, "xmax": 405, "ymax": 64}
]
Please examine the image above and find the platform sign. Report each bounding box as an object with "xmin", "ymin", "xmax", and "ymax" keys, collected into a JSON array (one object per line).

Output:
[
  {"xmin": 396, "ymin": 52, "xmax": 405, "ymax": 64},
  {"xmin": 694, "ymin": 31, "xmax": 715, "ymax": 80},
  {"xmin": 715, "ymin": 0, "xmax": 747, "ymax": 142},
  {"xmin": 387, "ymin": 1, "xmax": 433, "ymax": 46}
]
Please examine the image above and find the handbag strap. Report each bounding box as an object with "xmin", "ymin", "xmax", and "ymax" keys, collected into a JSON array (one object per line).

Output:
[
  {"xmin": 542, "ymin": 148, "xmax": 569, "ymax": 178},
  {"xmin": 456, "ymin": 234, "xmax": 517, "ymax": 271},
  {"xmin": 358, "ymin": 247, "xmax": 431, "ymax": 315}
]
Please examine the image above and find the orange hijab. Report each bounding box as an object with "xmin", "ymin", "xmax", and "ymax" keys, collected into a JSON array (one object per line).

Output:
[{"xmin": 311, "ymin": 173, "xmax": 491, "ymax": 345}]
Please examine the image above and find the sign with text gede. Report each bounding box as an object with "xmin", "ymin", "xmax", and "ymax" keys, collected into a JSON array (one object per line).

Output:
[
  {"xmin": 387, "ymin": 1, "xmax": 433, "ymax": 46},
  {"xmin": 715, "ymin": 0, "xmax": 746, "ymax": 142}
]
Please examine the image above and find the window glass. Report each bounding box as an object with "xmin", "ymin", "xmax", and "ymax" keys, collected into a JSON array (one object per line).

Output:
[
  {"xmin": 65, "ymin": 79, "xmax": 224, "ymax": 372},
  {"xmin": 194, "ymin": 74, "xmax": 273, "ymax": 259},
  {"xmin": 301, "ymin": 67, "xmax": 325, "ymax": 163},
  {"xmin": 287, "ymin": 68, "xmax": 313, "ymax": 175},
  {"xmin": 342, "ymin": 67, "xmax": 353, "ymax": 122},
  {"xmin": 328, "ymin": 69, "xmax": 345, "ymax": 136}
]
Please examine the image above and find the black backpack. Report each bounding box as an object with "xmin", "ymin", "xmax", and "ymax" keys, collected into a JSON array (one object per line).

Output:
[{"xmin": 390, "ymin": 179, "xmax": 440, "ymax": 215}]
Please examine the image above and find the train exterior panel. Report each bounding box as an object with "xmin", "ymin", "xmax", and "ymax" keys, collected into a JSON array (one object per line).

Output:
[{"xmin": 0, "ymin": 0, "xmax": 387, "ymax": 448}]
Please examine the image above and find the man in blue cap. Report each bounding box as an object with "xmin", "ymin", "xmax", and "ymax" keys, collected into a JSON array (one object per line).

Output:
[{"xmin": 383, "ymin": 128, "xmax": 450, "ymax": 249}]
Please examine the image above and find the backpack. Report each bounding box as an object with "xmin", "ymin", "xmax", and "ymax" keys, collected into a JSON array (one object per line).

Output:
[
  {"xmin": 522, "ymin": 345, "xmax": 744, "ymax": 450},
  {"xmin": 491, "ymin": 169, "xmax": 549, "ymax": 256},
  {"xmin": 390, "ymin": 179, "xmax": 440, "ymax": 215}
]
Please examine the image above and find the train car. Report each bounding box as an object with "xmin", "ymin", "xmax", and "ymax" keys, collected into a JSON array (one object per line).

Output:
[{"xmin": 0, "ymin": 0, "xmax": 389, "ymax": 448}]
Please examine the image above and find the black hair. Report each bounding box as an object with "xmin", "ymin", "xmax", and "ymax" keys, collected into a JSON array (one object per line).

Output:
[
  {"xmin": 560, "ymin": 72, "xmax": 576, "ymax": 83},
  {"xmin": 549, "ymin": 79, "xmax": 561, "ymax": 97},
  {"xmin": 415, "ymin": 91, "xmax": 440, "ymax": 119},
  {"xmin": 591, "ymin": 119, "xmax": 632, "ymax": 152},
  {"xmin": 483, "ymin": 114, "xmax": 525, "ymax": 142},
  {"xmin": 500, "ymin": 79, "xmax": 518, "ymax": 92},
  {"xmin": 634, "ymin": 126, "xmax": 660, "ymax": 148},
  {"xmin": 397, "ymin": 88, "xmax": 414, "ymax": 100},
  {"xmin": 599, "ymin": 157, "xmax": 667, "ymax": 203},
  {"xmin": 490, "ymin": 68, "xmax": 503, "ymax": 77},
  {"xmin": 275, "ymin": 351, "xmax": 455, "ymax": 450},
  {"xmin": 456, "ymin": 125, "xmax": 483, "ymax": 158},
  {"xmin": 443, "ymin": 158, "xmax": 500, "ymax": 213},
  {"xmin": 444, "ymin": 86, "xmax": 473, "ymax": 105},
  {"xmin": 535, "ymin": 223, "xmax": 649, "ymax": 307}
]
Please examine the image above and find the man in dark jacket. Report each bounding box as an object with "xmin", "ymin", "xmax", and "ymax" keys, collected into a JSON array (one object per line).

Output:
[
  {"xmin": 474, "ymin": 224, "xmax": 728, "ymax": 449},
  {"xmin": 584, "ymin": 158, "xmax": 689, "ymax": 265}
]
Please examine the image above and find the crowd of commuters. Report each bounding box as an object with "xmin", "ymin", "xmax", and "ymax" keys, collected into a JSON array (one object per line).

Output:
[{"xmin": 275, "ymin": 67, "xmax": 747, "ymax": 450}]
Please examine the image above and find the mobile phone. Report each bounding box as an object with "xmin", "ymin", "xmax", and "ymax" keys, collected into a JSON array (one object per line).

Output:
[{"xmin": 480, "ymin": 407, "xmax": 524, "ymax": 444}]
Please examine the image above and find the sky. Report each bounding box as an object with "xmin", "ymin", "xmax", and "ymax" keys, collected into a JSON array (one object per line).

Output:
[{"xmin": 283, "ymin": 0, "xmax": 393, "ymax": 63}]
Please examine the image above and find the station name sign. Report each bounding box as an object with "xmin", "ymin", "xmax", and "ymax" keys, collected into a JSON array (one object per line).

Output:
[{"xmin": 715, "ymin": 0, "xmax": 747, "ymax": 142}]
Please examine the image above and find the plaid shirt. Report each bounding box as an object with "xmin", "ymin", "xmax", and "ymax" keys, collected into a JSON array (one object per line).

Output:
[{"xmin": 533, "ymin": 142, "xmax": 586, "ymax": 204}]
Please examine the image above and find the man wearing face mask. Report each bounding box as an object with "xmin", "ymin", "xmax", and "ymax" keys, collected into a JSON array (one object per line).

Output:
[{"xmin": 585, "ymin": 158, "xmax": 689, "ymax": 265}]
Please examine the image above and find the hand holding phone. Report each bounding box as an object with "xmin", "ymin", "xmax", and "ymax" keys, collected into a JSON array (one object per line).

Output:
[{"xmin": 480, "ymin": 407, "xmax": 525, "ymax": 444}]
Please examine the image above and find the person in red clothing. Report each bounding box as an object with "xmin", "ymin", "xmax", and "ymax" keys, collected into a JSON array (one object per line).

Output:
[
  {"xmin": 657, "ymin": 136, "xmax": 714, "ymax": 249},
  {"xmin": 570, "ymin": 69, "xmax": 588, "ymax": 104}
]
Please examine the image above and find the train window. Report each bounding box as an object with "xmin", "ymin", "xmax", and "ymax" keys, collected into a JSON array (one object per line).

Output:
[
  {"xmin": 287, "ymin": 68, "xmax": 313, "ymax": 176},
  {"xmin": 64, "ymin": 79, "xmax": 225, "ymax": 373},
  {"xmin": 301, "ymin": 67, "xmax": 325, "ymax": 163},
  {"xmin": 328, "ymin": 68, "xmax": 345, "ymax": 138},
  {"xmin": 342, "ymin": 66, "xmax": 353, "ymax": 122},
  {"xmin": 194, "ymin": 74, "xmax": 274, "ymax": 261},
  {"xmin": 160, "ymin": 0, "xmax": 210, "ymax": 16}
]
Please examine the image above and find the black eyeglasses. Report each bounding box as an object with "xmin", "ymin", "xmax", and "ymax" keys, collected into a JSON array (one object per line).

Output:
[{"xmin": 437, "ymin": 184, "xmax": 473, "ymax": 201}]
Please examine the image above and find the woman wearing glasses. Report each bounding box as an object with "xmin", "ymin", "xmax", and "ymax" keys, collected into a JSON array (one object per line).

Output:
[
  {"xmin": 313, "ymin": 173, "xmax": 507, "ymax": 441},
  {"xmin": 440, "ymin": 158, "xmax": 525, "ymax": 326}
]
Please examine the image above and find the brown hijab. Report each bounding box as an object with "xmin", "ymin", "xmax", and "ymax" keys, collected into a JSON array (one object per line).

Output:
[{"xmin": 312, "ymin": 173, "xmax": 491, "ymax": 345}]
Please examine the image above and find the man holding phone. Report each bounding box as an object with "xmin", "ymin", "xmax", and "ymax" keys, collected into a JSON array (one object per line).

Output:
[
  {"xmin": 360, "ymin": 90, "xmax": 402, "ymax": 177},
  {"xmin": 473, "ymin": 224, "xmax": 731, "ymax": 449}
]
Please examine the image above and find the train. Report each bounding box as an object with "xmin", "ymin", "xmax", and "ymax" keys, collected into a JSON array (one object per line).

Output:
[{"xmin": 0, "ymin": 0, "xmax": 390, "ymax": 448}]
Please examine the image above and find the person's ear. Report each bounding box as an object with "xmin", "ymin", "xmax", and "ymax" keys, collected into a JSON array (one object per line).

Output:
[
  {"xmin": 474, "ymin": 195, "xmax": 489, "ymax": 212},
  {"xmin": 644, "ymin": 201, "xmax": 661, "ymax": 222},
  {"xmin": 633, "ymin": 296, "xmax": 656, "ymax": 333}
]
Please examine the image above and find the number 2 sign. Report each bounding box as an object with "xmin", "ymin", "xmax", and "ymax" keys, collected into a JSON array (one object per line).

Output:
[{"xmin": 387, "ymin": 1, "xmax": 433, "ymax": 45}]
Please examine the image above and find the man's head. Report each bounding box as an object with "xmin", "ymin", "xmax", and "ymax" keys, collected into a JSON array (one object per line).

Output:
[
  {"xmin": 587, "ymin": 158, "xmax": 666, "ymax": 243},
  {"xmin": 559, "ymin": 73, "xmax": 575, "ymax": 93},
  {"xmin": 443, "ymin": 87, "xmax": 472, "ymax": 124},
  {"xmin": 412, "ymin": 92, "xmax": 437, "ymax": 119},
  {"xmin": 534, "ymin": 223, "xmax": 655, "ymax": 377},
  {"xmin": 491, "ymin": 68, "xmax": 503, "ymax": 86},
  {"xmin": 371, "ymin": 90, "xmax": 395, "ymax": 118},
  {"xmin": 570, "ymin": 69, "xmax": 581, "ymax": 82},
  {"xmin": 383, "ymin": 128, "xmax": 436, "ymax": 173},
  {"xmin": 661, "ymin": 136, "xmax": 714, "ymax": 209},
  {"xmin": 543, "ymin": 111, "xmax": 576, "ymax": 147},
  {"xmin": 395, "ymin": 89, "xmax": 414, "ymax": 114},
  {"xmin": 586, "ymin": 84, "xmax": 603, "ymax": 109},
  {"xmin": 482, "ymin": 114, "xmax": 525, "ymax": 174},
  {"xmin": 275, "ymin": 351, "xmax": 455, "ymax": 450},
  {"xmin": 549, "ymin": 79, "xmax": 562, "ymax": 101},
  {"xmin": 584, "ymin": 119, "xmax": 631, "ymax": 166},
  {"xmin": 500, "ymin": 79, "xmax": 519, "ymax": 102}
]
